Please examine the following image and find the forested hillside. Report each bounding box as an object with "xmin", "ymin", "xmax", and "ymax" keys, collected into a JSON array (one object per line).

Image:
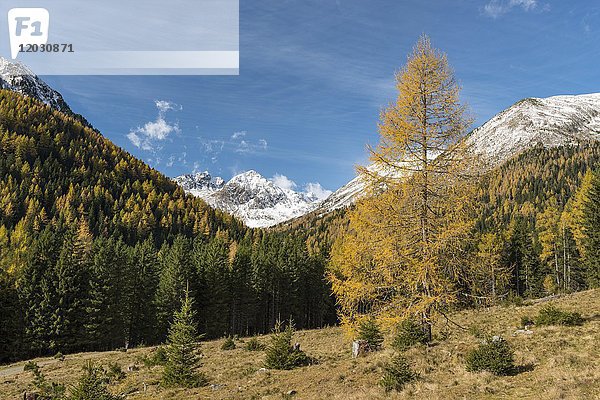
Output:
[{"xmin": 0, "ymin": 90, "xmax": 334, "ymax": 362}]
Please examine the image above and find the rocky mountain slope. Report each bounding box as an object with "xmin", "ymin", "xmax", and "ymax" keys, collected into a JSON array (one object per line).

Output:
[
  {"xmin": 316, "ymin": 93, "xmax": 600, "ymax": 215},
  {"xmin": 0, "ymin": 57, "xmax": 71, "ymax": 114},
  {"xmin": 174, "ymin": 170, "xmax": 324, "ymax": 228},
  {"xmin": 467, "ymin": 94, "xmax": 600, "ymax": 165}
]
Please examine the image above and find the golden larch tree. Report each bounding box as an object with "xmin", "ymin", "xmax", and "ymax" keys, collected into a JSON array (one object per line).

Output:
[{"xmin": 329, "ymin": 35, "xmax": 477, "ymax": 339}]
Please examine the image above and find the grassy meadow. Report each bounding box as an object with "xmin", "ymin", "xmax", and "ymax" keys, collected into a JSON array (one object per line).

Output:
[{"xmin": 2, "ymin": 289, "xmax": 599, "ymax": 400}]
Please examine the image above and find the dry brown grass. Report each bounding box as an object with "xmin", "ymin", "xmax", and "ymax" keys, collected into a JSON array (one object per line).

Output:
[{"xmin": 2, "ymin": 289, "xmax": 600, "ymax": 399}]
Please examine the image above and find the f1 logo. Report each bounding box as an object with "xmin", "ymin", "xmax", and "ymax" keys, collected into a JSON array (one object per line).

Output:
[{"xmin": 8, "ymin": 8, "xmax": 49, "ymax": 59}]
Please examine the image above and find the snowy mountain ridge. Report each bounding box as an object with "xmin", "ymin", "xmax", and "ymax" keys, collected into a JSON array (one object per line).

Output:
[
  {"xmin": 319, "ymin": 93, "xmax": 600, "ymax": 214},
  {"xmin": 174, "ymin": 170, "xmax": 325, "ymax": 228},
  {"xmin": 467, "ymin": 93, "xmax": 600, "ymax": 165},
  {"xmin": 0, "ymin": 57, "xmax": 71, "ymax": 113}
]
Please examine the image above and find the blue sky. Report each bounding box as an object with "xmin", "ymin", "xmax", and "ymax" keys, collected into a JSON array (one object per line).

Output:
[{"xmin": 43, "ymin": 0, "xmax": 600, "ymax": 193}]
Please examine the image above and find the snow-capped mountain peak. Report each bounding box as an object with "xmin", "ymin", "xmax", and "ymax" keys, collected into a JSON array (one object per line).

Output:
[
  {"xmin": 173, "ymin": 171, "xmax": 225, "ymax": 196},
  {"xmin": 174, "ymin": 170, "xmax": 324, "ymax": 228},
  {"xmin": 467, "ymin": 93, "xmax": 600, "ymax": 165},
  {"xmin": 0, "ymin": 57, "xmax": 71, "ymax": 113},
  {"xmin": 318, "ymin": 92, "xmax": 600, "ymax": 213}
]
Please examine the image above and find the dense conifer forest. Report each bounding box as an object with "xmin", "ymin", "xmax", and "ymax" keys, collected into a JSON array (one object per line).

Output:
[
  {"xmin": 1, "ymin": 84, "xmax": 600, "ymax": 364},
  {"xmin": 0, "ymin": 90, "xmax": 334, "ymax": 362}
]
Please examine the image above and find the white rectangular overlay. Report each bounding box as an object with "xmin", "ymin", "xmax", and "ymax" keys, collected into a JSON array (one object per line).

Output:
[{"xmin": 0, "ymin": 0, "xmax": 239, "ymax": 75}]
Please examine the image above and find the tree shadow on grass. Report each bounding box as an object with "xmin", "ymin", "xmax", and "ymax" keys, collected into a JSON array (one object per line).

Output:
[
  {"xmin": 508, "ymin": 363, "xmax": 536, "ymax": 376},
  {"xmin": 585, "ymin": 314, "xmax": 600, "ymax": 322}
]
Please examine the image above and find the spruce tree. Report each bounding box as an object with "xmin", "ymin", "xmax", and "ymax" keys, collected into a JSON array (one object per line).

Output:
[
  {"xmin": 583, "ymin": 171, "xmax": 600, "ymax": 287},
  {"xmin": 68, "ymin": 361, "xmax": 119, "ymax": 400},
  {"xmin": 155, "ymin": 236, "xmax": 195, "ymax": 339},
  {"xmin": 162, "ymin": 286, "xmax": 206, "ymax": 388},
  {"xmin": 53, "ymin": 221, "xmax": 91, "ymax": 352},
  {"xmin": 126, "ymin": 237, "xmax": 159, "ymax": 346},
  {"xmin": 85, "ymin": 237, "xmax": 129, "ymax": 350},
  {"xmin": 264, "ymin": 320, "xmax": 311, "ymax": 370},
  {"xmin": 356, "ymin": 317, "xmax": 384, "ymax": 351},
  {"xmin": 19, "ymin": 226, "xmax": 60, "ymax": 355}
]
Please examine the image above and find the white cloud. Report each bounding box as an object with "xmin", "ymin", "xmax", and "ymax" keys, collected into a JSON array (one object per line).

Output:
[
  {"xmin": 304, "ymin": 182, "xmax": 332, "ymax": 201},
  {"xmin": 127, "ymin": 131, "xmax": 142, "ymax": 148},
  {"xmin": 166, "ymin": 155, "xmax": 175, "ymax": 167},
  {"xmin": 230, "ymin": 131, "xmax": 268, "ymax": 154},
  {"xmin": 272, "ymin": 174, "xmax": 297, "ymax": 191},
  {"xmin": 155, "ymin": 100, "xmax": 181, "ymax": 113},
  {"xmin": 235, "ymin": 140, "xmax": 250, "ymax": 154},
  {"xmin": 231, "ymin": 131, "xmax": 246, "ymax": 140},
  {"xmin": 127, "ymin": 100, "xmax": 181, "ymax": 151},
  {"xmin": 483, "ymin": 0, "xmax": 539, "ymax": 18},
  {"xmin": 234, "ymin": 139, "xmax": 268, "ymax": 154},
  {"xmin": 193, "ymin": 161, "xmax": 201, "ymax": 174}
]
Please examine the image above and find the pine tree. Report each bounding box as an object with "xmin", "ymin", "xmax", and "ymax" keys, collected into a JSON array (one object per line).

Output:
[
  {"xmin": 582, "ymin": 170, "xmax": 600, "ymax": 287},
  {"xmin": 155, "ymin": 236, "xmax": 195, "ymax": 339},
  {"xmin": 330, "ymin": 35, "xmax": 476, "ymax": 339},
  {"xmin": 85, "ymin": 237, "xmax": 128, "ymax": 350},
  {"xmin": 126, "ymin": 237, "xmax": 159, "ymax": 346},
  {"xmin": 68, "ymin": 361, "xmax": 119, "ymax": 400},
  {"xmin": 19, "ymin": 226, "xmax": 60, "ymax": 355},
  {"xmin": 162, "ymin": 286, "xmax": 206, "ymax": 388},
  {"xmin": 506, "ymin": 217, "xmax": 541, "ymax": 297}
]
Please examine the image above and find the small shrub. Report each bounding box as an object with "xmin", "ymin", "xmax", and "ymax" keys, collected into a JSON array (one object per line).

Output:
[
  {"xmin": 24, "ymin": 361, "xmax": 66, "ymax": 399},
  {"xmin": 534, "ymin": 305, "xmax": 584, "ymax": 326},
  {"xmin": 141, "ymin": 346, "xmax": 168, "ymax": 367},
  {"xmin": 106, "ymin": 362, "xmax": 125, "ymax": 383},
  {"xmin": 465, "ymin": 336, "xmax": 515, "ymax": 376},
  {"xmin": 502, "ymin": 293, "xmax": 523, "ymax": 307},
  {"xmin": 520, "ymin": 315, "xmax": 534, "ymax": 328},
  {"xmin": 68, "ymin": 361, "xmax": 120, "ymax": 400},
  {"xmin": 24, "ymin": 360, "xmax": 38, "ymax": 372},
  {"xmin": 392, "ymin": 319, "xmax": 429, "ymax": 351},
  {"xmin": 380, "ymin": 355, "xmax": 418, "ymax": 392},
  {"xmin": 221, "ymin": 336, "xmax": 236, "ymax": 350},
  {"xmin": 356, "ymin": 317, "xmax": 384, "ymax": 351},
  {"xmin": 53, "ymin": 352, "xmax": 65, "ymax": 361},
  {"xmin": 264, "ymin": 320, "xmax": 312, "ymax": 370},
  {"xmin": 245, "ymin": 337, "xmax": 265, "ymax": 351},
  {"xmin": 468, "ymin": 325, "xmax": 485, "ymax": 339}
]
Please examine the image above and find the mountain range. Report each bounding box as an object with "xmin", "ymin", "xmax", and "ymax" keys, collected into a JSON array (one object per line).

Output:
[
  {"xmin": 2, "ymin": 57, "xmax": 600, "ymax": 228},
  {"xmin": 173, "ymin": 170, "xmax": 326, "ymax": 228},
  {"xmin": 175, "ymin": 93, "xmax": 600, "ymax": 227}
]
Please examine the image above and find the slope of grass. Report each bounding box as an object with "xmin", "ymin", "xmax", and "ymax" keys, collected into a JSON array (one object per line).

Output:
[{"xmin": 2, "ymin": 289, "xmax": 599, "ymax": 399}]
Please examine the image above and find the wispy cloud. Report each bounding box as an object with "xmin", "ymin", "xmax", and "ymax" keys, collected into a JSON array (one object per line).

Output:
[
  {"xmin": 193, "ymin": 161, "xmax": 202, "ymax": 174},
  {"xmin": 166, "ymin": 155, "xmax": 175, "ymax": 167},
  {"xmin": 231, "ymin": 131, "xmax": 268, "ymax": 154},
  {"xmin": 271, "ymin": 174, "xmax": 297, "ymax": 190},
  {"xmin": 271, "ymin": 174, "xmax": 332, "ymax": 200},
  {"xmin": 127, "ymin": 100, "xmax": 181, "ymax": 151},
  {"xmin": 304, "ymin": 182, "xmax": 332, "ymax": 200},
  {"xmin": 231, "ymin": 130, "xmax": 246, "ymax": 140},
  {"xmin": 483, "ymin": 0, "xmax": 542, "ymax": 18}
]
